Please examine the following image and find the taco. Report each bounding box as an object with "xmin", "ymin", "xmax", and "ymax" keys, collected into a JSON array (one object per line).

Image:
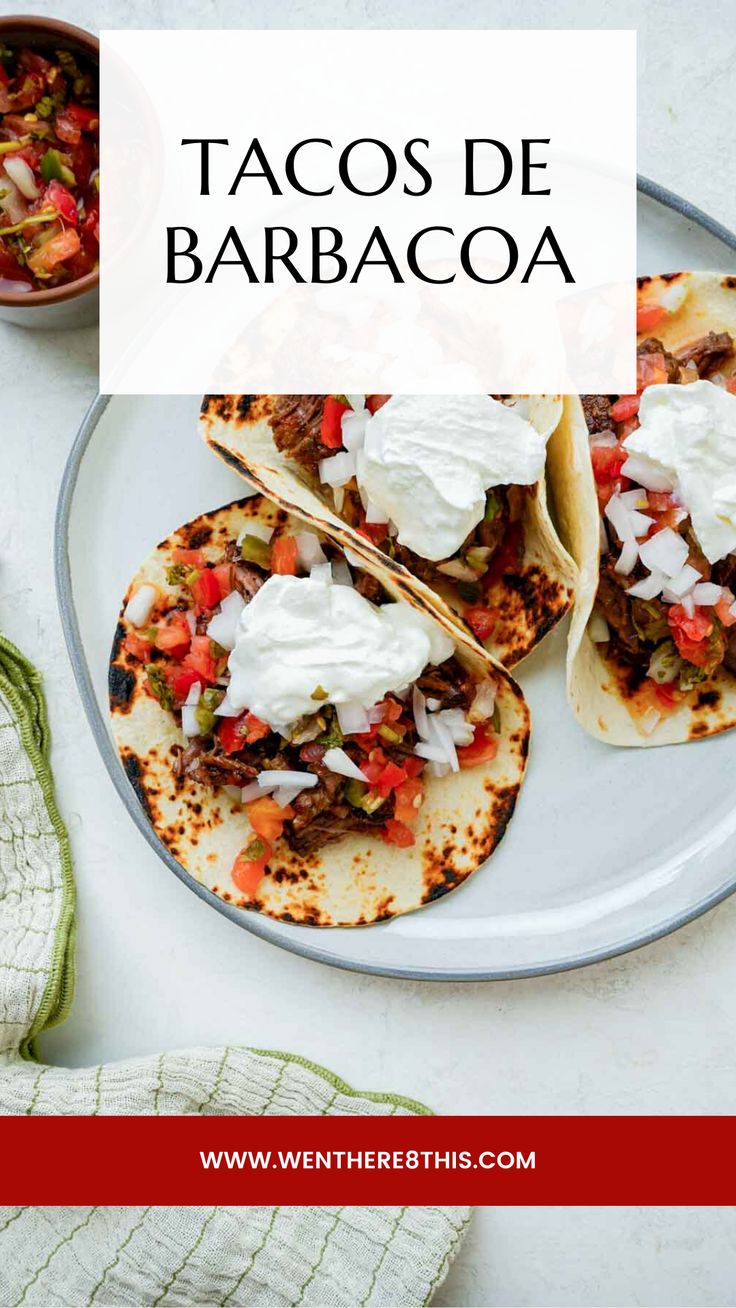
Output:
[
  {"xmin": 109, "ymin": 494, "xmax": 530, "ymax": 926},
  {"xmin": 548, "ymin": 270, "xmax": 736, "ymax": 746},
  {"xmin": 200, "ymin": 393, "xmax": 576, "ymax": 668}
]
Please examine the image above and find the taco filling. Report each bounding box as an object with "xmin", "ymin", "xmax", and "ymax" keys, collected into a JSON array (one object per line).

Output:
[
  {"xmin": 584, "ymin": 320, "xmax": 736, "ymax": 730},
  {"xmin": 267, "ymin": 393, "xmax": 552, "ymax": 646},
  {"xmin": 117, "ymin": 518, "xmax": 502, "ymax": 898}
]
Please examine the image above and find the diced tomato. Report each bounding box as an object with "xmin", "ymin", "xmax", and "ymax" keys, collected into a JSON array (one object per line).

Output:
[
  {"xmin": 590, "ymin": 443, "xmax": 626, "ymax": 485},
  {"xmin": 271, "ymin": 535, "xmax": 299, "ymax": 575},
  {"xmin": 716, "ymin": 590, "xmax": 736, "ymax": 628},
  {"xmin": 375, "ymin": 760, "xmax": 408, "ymax": 798},
  {"xmin": 154, "ymin": 611, "xmax": 192, "ymax": 659},
  {"xmin": 402, "ymin": 755, "xmax": 425, "ymax": 779},
  {"xmin": 0, "ymin": 64, "xmax": 9, "ymax": 87},
  {"xmin": 393, "ymin": 777, "xmax": 424, "ymax": 825},
  {"xmin": 483, "ymin": 522, "xmax": 523, "ymax": 587},
  {"xmin": 647, "ymin": 505, "xmax": 682, "ymax": 535},
  {"xmin": 219, "ymin": 711, "xmax": 271, "ymax": 755},
  {"xmin": 173, "ymin": 547, "xmax": 205, "ymax": 568},
  {"xmin": 169, "ymin": 666, "xmax": 203, "ymax": 702},
  {"xmin": 668, "ymin": 604, "xmax": 714, "ymax": 667},
  {"xmin": 610, "ymin": 394, "xmax": 640, "ymax": 423},
  {"xmin": 53, "ymin": 110, "xmax": 81, "ymax": 146},
  {"xmin": 366, "ymin": 394, "xmax": 391, "ymax": 414},
  {"xmin": 651, "ymin": 681, "xmax": 679, "ymax": 710},
  {"xmin": 637, "ymin": 351, "xmax": 668, "ymax": 391},
  {"xmin": 231, "ymin": 840, "xmax": 272, "ymax": 896},
  {"xmin": 191, "ymin": 567, "xmax": 221, "ymax": 611},
  {"xmin": 213, "ymin": 563, "xmax": 234, "ymax": 598},
  {"xmin": 61, "ymin": 103, "xmax": 100, "ymax": 134},
  {"xmin": 356, "ymin": 512, "xmax": 389, "ymax": 545},
  {"xmin": 246, "ymin": 795, "xmax": 294, "ymax": 843},
  {"xmin": 381, "ymin": 819, "xmax": 416, "ymax": 848},
  {"xmin": 27, "ymin": 227, "xmax": 80, "ymax": 276},
  {"xmin": 45, "ymin": 180, "xmax": 78, "ymax": 226},
  {"xmin": 182, "ymin": 635, "xmax": 219, "ymax": 684},
  {"xmin": 17, "ymin": 47, "xmax": 53, "ymax": 78},
  {"xmin": 727, "ymin": 376, "xmax": 736, "ymax": 396},
  {"xmin": 456, "ymin": 724, "xmax": 499, "ymax": 768},
  {"xmin": 465, "ymin": 605, "xmax": 497, "ymax": 642},
  {"xmin": 360, "ymin": 747, "xmax": 388, "ymax": 785},
  {"xmin": 123, "ymin": 632, "xmax": 152, "ymax": 663},
  {"xmin": 636, "ymin": 302, "xmax": 667, "ymax": 334},
  {"xmin": 647, "ymin": 491, "xmax": 674, "ymax": 514},
  {"xmin": 321, "ymin": 395, "xmax": 349, "ymax": 447}
]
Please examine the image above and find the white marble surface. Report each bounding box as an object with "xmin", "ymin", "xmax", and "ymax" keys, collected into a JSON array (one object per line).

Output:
[{"xmin": 2, "ymin": 1, "xmax": 736, "ymax": 1304}]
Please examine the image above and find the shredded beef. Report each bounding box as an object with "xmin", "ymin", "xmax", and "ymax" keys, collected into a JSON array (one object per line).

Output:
[
  {"xmin": 580, "ymin": 395, "xmax": 614, "ymax": 434},
  {"xmin": 269, "ymin": 395, "xmax": 332, "ymax": 469},
  {"xmin": 676, "ymin": 331, "xmax": 734, "ymax": 377},
  {"xmin": 354, "ymin": 572, "xmax": 384, "ymax": 603},
  {"xmin": 724, "ymin": 630, "xmax": 736, "ymax": 676},
  {"xmin": 595, "ymin": 561, "xmax": 645, "ymax": 658},
  {"xmin": 174, "ymin": 739, "xmax": 258, "ymax": 788},
  {"xmin": 638, "ymin": 337, "xmax": 681, "ymax": 383},
  {"xmin": 417, "ymin": 655, "xmax": 473, "ymax": 710}
]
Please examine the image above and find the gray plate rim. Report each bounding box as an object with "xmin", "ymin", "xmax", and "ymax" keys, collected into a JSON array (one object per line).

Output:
[{"xmin": 54, "ymin": 174, "xmax": 736, "ymax": 982}]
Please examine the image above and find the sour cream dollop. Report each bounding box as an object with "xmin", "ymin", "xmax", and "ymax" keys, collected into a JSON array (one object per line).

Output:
[
  {"xmin": 227, "ymin": 574, "xmax": 454, "ymax": 728},
  {"xmin": 358, "ymin": 394, "xmax": 549, "ymax": 561},
  {"xmin": 625, "ymin": 380, "xmax": 736, "ymax": 563}
]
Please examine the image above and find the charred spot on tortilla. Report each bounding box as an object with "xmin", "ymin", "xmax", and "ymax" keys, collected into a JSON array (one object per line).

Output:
[
  {"xmin": 236, "ymin": 395, "xmax": 257, "ymax": 420},
  {"xmin": 121, "ymin": 750, "xmax": 153, "ymax": 820},
  {"xmin": 722, "ymin": 277, "xmax": 736, "ymax": 291},
  {"xmin": 109, "ymin": 662, "xmax": 136, "ymax": 712},
  {"xmin": 180, "ymin": 523, "xmax": 213, "ymax": 550},
  {"xmin": 110, "ymin": 621, "xmax": 126, "ymax": 664},
  {"xmin": 696, "ymin": 689, "xmax": 721, "ymax": 710}
]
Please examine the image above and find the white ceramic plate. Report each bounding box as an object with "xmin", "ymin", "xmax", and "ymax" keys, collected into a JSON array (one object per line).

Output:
[{"xmin": 55, "ymin": 180, "xmax": 736, "ymax": 980}]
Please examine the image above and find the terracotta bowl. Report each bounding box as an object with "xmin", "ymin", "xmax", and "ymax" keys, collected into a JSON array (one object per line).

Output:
[{"xmin": 0, "ymin": 15, "xmax": 98, "ymax": 329}]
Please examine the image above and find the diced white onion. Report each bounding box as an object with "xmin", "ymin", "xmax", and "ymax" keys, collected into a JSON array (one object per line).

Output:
[
  {"xmin": 427, "ymin": 715, "xmax": 459, "ymax": 772},
  {"xmin": 605, "ymin": 494, "xmax": 635, "ymax": 543},
  {"xmin": 333, "ymin": 487, "xmax": 345, "ymax": 513},
  {"xmin": 619, "ymin": 489, "xmax": 650, "ymax": 512},
  {"xmin": 412, "ymin": 686, "xmax": 430, "ymax": 740},
  {"xmin": 185, "ymin": 610, "xmax": 197, "ymax": 635},
  {"xmin": 4, "ymin": 156, "xmax": 39, "ymax": 200},
  {"xmin": 182, "ymin": 706, "xmax": 200, "ymax": 738},
  {"xmin": 626, "ymin": 568, "xmax": 666, "ymax": 600},
  {"xmin": 273, "ymin": 785, "xmax": 307, "ymax": 807},
  {"xmin": 323, "ymin": 747, "xmax": 368, "ymax": 781},
  {"xmin": 588, "ymin": 612, "xmax": 610, "ymax": 642},
  {"xmin": 241, "ymin": 780, "xmax": 271, "ymax": 802},
  {"xmin": 681, "ymin": 593, "xmax": 696, "ymax": 618},
  {"xmin": 336, "ymin": 701, "xmax": 370, "ymax": 734},
  {"xmin": 629, "ymin": 510, "xmax": 657, "ymax": 537},
  {"xmin": 426, "ymin": 760, "xmax": 451, "ymax": 778},
  {"xmin": 206, "ymin": 591, "xmax": 245, "ymax": 651},
  {"xmin": 468, "ymin": 678, "xmax": 497, "ymax": 723},
  {"xmin": 319, "ymin": 451, "xmax": 357, "ymax": 487},
  {"xmin": 426, "ymin": 698, "xmax": 442, "ymax": 713},
  {"xmin": 437, "ymin": 708, "xmax": 474, "ymax": 746},
  {"xmin": 614, "ymin": 539, "xmax": 639, "ymax": 576},
  {"xmin": 310, "ymin": 563, "xmax": 333, "ymax": 584},
  {"xmin": 345, "ymin": 547, "xmax": 364, "ymax": 569},
  {"xmin": 692, "ymin": 582, "xmax": 723, "ymax": 607},
  {"xmin": 365, "ymin": 498, "xmax": 389, "ymax": 525},
  {"xmin": 341, "ymin": 409, "xmax": 368, "ymax": 451},
  {"xmin": 331, "ymin": 560, "xmax": 353, "ymax": 587},
  {"xmin": 414, "ymin": 741, "xmax": 451, "ymax": 764},
  {"xmin": 347, "ymin": 395, "xmax": 366, "ymax": 411},
  {"xmin": 368, "ymin": 703, "xmax": 386, "ymax": 724},
  {"xmin": 661, "ymin": 563, "xmax": 702, "ymax": 601},
  {"xmin": 214, "ymin": 691, "xmax": 241, "ymax": 718},
  {"xmin": 658, "ymin": 280, "xmax": 689, "ymax": 315},
  {"xmin": 236, "ymin": 521, "xmax": 273, "ymax": 546},
  {"xmin": 620, "ymin": 454, "xmax": 676, "ymax": 493},
  {"xmin": 730, "ymin": 600, "xmax": 736, "ymax": 619},
  {"xmin": 638, "ymin": 528, "xmax": 689, "ymax": 577},
  {"xmin": 295, "ymin": 531, "xmax": 327, "ymax": 570},
  {"xmin": 590, "ymin": 431, "xmax": 618, "ymax": 448},
  {"xmin": 184, "ymin": 681, "xmax": 202, "ymax": 707},
  {"xmin": 257, "ymin": 770, "xmax": 318, "ymax": 789},
  {"xmin": 124, "ymin": 584, "xmax": 158, "ymax": 628},
  {"xmin": 640, "ymin": 707, "xmax": 662, "ymax": 736}
]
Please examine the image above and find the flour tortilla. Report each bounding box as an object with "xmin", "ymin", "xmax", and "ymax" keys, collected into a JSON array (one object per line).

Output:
[
  {"xmin": 109, "ymin": 495, "xmax": 531, "ymax": 926},
  {"xmin": 200, "ymin": 395, "xmax": 577, "ymax": 668},
  {"xmin": 547, "ymin": 270, "xmax": 736, "ymax": 747}
]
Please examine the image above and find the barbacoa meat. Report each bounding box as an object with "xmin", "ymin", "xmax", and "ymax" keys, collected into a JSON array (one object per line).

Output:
[
  {"xmin": 417, "ymin": 655, "xmax": 474, "ymax": 710},
  {"xmin": 175, "ymin": 739, "xmax": 257, "ymax": 788},
  {"xmin": 269, "ymin": 395, "xmax": 332, "ymax": 469},
  {"xmin": 581, "ymin": 394, "xmax": 613, "ymax": 434},
  {"xmin": 675, "ymin": 331, "xmax": 734, "ymax": 377},
  {"xmin": 638, "ymin": 337, "xmax": 681, "ymax": 383}
]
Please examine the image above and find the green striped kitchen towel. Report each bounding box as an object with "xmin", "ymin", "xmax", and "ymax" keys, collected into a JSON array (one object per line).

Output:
[{"xmin": 0, "ymin": 635, "xmax": 469, "ymax": 1306}]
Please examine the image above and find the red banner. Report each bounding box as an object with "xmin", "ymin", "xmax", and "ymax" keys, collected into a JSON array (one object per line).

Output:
[{"xmin": 2, "ymin": 1116, "xmax": 734, "ymax": 1204}]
